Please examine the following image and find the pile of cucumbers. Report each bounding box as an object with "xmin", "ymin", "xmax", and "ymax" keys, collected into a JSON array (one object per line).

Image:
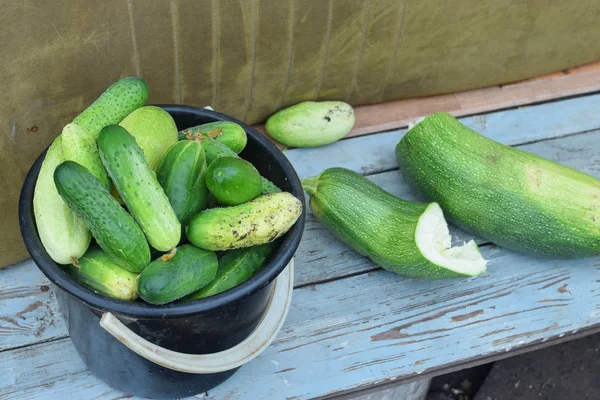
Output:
[{"xmin": 34, "ymin": 77, "xmax": 302, "ymax": 305}]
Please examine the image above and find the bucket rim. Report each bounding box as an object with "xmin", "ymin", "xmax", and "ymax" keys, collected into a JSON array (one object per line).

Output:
[{"xmin": 18, "ymin": 104, "xmax": 305, "ymax": 319}]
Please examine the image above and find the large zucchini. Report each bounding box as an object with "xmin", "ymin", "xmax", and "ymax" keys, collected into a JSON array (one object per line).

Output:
[
  {"xmin": 98, "ymin": 125, "xmax": 181, "ymax": 251},
  {"xmin": 302, "ymin": 168, "xmax": 486, "ymax": 279},
  {"xmin": 395, "ymin": 112, "xmax": 600, "ymax": 258}
]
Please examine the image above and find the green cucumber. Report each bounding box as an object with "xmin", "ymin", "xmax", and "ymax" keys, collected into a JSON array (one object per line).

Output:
[
  {"xmin": 54, "ymin": 161, "xmax": 150, "ymax": 272},
  {"xmin": 199, "ymin": 136, "xmax": 281, "ymax": 195},
  {"xmin": 302, "ymin": 168, "xmax": 487, "ymax": 279},
  {"xmin": 73, "ymin": 77, "xmax": 148, "ymax": 139},
  {"xmin": 206, "ymin": 157, "xmax": 262, "ymax": 205},
  {"xmin": 266, "ymin": 101, "xmax": 355, "ymax": 148},
  {"xmin": 395, "ymin": 112, "xmax": 600, "ymax": 258},
  {"xmin": 98, "ymin": 125, "xmax": 181, "ymax": 251},
  {"xmin": 61, "ymin": 123, "xmax": 110, "ymax": 190},
  {"xmin": 187, "ymin": 192, "xmax": 302, "ymax": 251},
  {"xmin": 34, "ymin": 137, "xmax": 91, "ymax": 265},
  {"xmin": 179, "ymin": 121, "xmax": 247, "ymax": 153},
  {"xmin": 119, "ymin": 106, "xmax": 179, "ymax": 170},
  {"xmin": 66, "ymin": 246, "xmax": 138, "ymax": 300},
  {"xmin": 137, "ymin": 245, "xmax": 218, "ymax": 305},
  {"xmin": 185, "ymin": 243, "xmax": 273, "ymax": 300},
  {"xmin": 156, "ymin": 140, "xmax": 208, "ymax": 224}
]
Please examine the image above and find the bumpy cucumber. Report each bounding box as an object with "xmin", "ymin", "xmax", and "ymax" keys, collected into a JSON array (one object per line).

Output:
[
  {"xmin": 206, "ymin": 157, "xmax": 262, "ymax": 205},
  {"xmin": 396, "ymin": 112, "xmax": 600, "ymax": 258},
  {"xmin": 73, "ymin": 77, "xmax": 148, "ymax": 139},
  {"xmin": 266, "ymin": 101, "xmax": 355, "ymax": 148},
  {"xmin": 156, "ymin": 140, "xmax": 208, "ymax": 224},
  {"xmin": 98, "ymin": 125, "xmax": 181, "ymax": 251},
  {"xmin": 185, "ymin": 243, "xmax": 273, "ymax": 300},
  {"xmin": 66, "ymin": 246, "xmax": 138, "ymax": 300},
  {"xmin": 199, "ymin": 136, "xmax": 281, "ymax": 195},
  {"xmin": 54, "ymin": 161, "xmax": 150, "ymax": 272},
  {"xmin": 61, "ymin": 123, "xmax": 110, "ymax": 190},
  {"xmin": 186, "ymin": 192, "xmax": 302, "ymax": 251},
  {"xmin": 179, "ymin": 121, "xmax": 247, "ymax": 153},
  {"xmin": 34, "ymin": 137, "xmax": 91, "ymax": 265},
  {"xmin": 119, "ymin": 106, "xmax": 179, "ymax": 170},
  {"xmin": 302, "ymin": 168, "xmax": 487, "ymax": 279},
  {"xmin": 137, "ymin": 245, "xmax": 218, "ymax": 305}
]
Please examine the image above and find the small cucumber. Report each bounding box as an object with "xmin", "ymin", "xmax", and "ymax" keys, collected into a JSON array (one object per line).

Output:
[
  {"xmin": 179, "ymin": 121, "xmax": 247, "ymax": 153},
  {"xmin": 302, "ymin": 168, "xmax": 487, "ymax": 279},
  {"xmin": 34, "ymin": 137, "xmax": 91, "ymax": 265},
  {"xmin": 137, "ymin": 245, "xmax": 218, "ymax": 305},
  {"xmin": 266, "ymin": 101, "xmax": 355, "ymax": 148},
  {"xmin": 73, "ymin": 77, "xmax": 148, "ymax": 139},
  {"xmin": 185, "ymin": 243, "xmax": 273, "ymax": 300},
  {"xmin": 186, "ymin": 192, "xmax": 302, "ymax": 251},
  {"xmin": 66, "ymin": 246, "xmax": 138, "ymax": 300},
  {"xmin": 206, "ymin": 157, "xmax": 262, "ymax": 205},
  {"xmin": 156, "ymin": 140, "xmax": 208, "ymax": 224},
  {"xmin": 98, "ymin": 125, "xmax": 181, "ymax": 251},
  {"xmin": 199, "ymin": 136, "xmax": 281, "ymax": 195},
  {"xmin": 119, "ymin": 106, "xmax": 179, "ymax": 170},
  {"xmin": 61, "ymin": 123, "xmax": 110, "ymax": 190},
  {"xmin": 54, "ymin": 161, "xmax": 150, "ymax": 272}
]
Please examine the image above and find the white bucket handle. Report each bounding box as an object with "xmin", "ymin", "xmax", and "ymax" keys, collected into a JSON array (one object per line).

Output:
[{"xmin": 99, "ymin": 260, "xmax": 294, "ymax": 374}]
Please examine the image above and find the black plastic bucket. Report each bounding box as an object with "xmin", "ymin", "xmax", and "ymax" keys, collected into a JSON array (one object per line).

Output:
[{"xmin": 18, "ymin": 105, "xmax": 305, "ymax": 399}]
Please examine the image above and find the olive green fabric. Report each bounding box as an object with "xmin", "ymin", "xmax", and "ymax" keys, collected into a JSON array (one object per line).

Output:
[{"xmin": 2, "ymin": 0, "xmax": 600, "ymax": 267}]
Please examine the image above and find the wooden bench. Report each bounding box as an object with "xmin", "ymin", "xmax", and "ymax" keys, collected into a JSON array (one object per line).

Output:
[{"xmin": 2, "ymin": 92, "xmax": 600, "ymax": 399}]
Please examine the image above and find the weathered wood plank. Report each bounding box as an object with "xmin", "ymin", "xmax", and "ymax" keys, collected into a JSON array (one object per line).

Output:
[
  {"xmin": 2, "ymin": 245, "xmax": 600, "ymax": 400},
  {"xmin": 0, "ymin": 261, "xmax": 66, "ymax": 351},
  {"xmin": 3, "ymin": 126, "xmax": 600, "ymax": 353},
  {"xmin": 284, "ymin": 92, "xmax": 600, "ymax": 179}
]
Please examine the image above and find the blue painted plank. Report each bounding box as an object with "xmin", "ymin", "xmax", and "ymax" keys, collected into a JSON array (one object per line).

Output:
[
  {"xmin": 2, "ymin": 246, "xmax": 600, "ymax": 400},
  {"xmin": 284, "ymin": 92, "xmax": 600, "ymax": 178}
]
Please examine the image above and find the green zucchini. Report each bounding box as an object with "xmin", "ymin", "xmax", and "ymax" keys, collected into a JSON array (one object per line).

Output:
[
  {"xmin": 185, "ymin": 243, "xmax": 273, "ymax": 300},
  {"xmin": 200, "ymin": 136, "xmax": 281, "ymax": 195},
  {"xmin": 61, "ymin": 123, "xmax": 110, "ymax": 190},
  {"xmin": 54, "ymin": 161, "xmax": 150, "ymax": 272},
  {"xmin": 186, "ymin": 192, "xmax": 302, "ymax": 251},
  {"xmin": 34, "ymin": 137, "xmax": 91, "ymax": 265},
  {"xmin": 73, "ymin": 77, "xmax": 148, "ymax": 139},
  {"xmin": 179, "ymin": 121, "xmax": 247, "ymax": 153},
  {"xmin": 137, "ymin": 245, "xmax": 218, "ymax": 305},
  {"xmin": 98, "ymin": 125, "xmax": 181, "ymax": 251},
  {"xmin": 206, "ymin": 157, "xmax": 262, "ymax": 205},
  {"xmin": 302, "ymin": 168, "xmax": 487, "ymax": 279},
  {"xmin": 156, "ymin": 140, "xmax": 208, "ymax": 224},
  {"xmin": 266, "ymin": 101, "xmax": 355, "ymax": 148},
  {"xmin": 395, "ymin": 112, "xmax": 600, "ymax": 258},
  {"xmin": 119, "ymin": 106, "xmax": 179, "ymax": 170},
  {"xmin": 66, "ymin": 246, "xmax": 138, "ymax": 300}
]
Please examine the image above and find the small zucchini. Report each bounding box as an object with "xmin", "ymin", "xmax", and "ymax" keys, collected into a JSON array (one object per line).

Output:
[
  {"xmin": 185, "ymin": 243, "xmax": 274, "ymax": 301},
  {"xmin": 98, "ymin": 125, "xmax": 181, "ymax": 251},
  {"xmin": 73, "ymin": 77, "xmax": 148, "ymax": 139},
  {"xmin": 66, "ymin": 246, "xmax": 138, "ymax": 300},
  {"xmin": 137, "ymin": 245, "xmax": 218, "ymax": 305},
  {"xmin": 206, "ymin": 157, "xmax": 262, "ymax": 205},
  {"xmin": 61, "ymin": 123, "xmax": 110, "ymax": 190},
  {"xmin": 179, "ymin": 121, "xmax": 247, "ymax": 153},
  {"xmin": 34, "ymin": 137, "xmax": 91, "ymax": 265},
  {"xmin": 54, "ymin": 161, "xmax": 150, "ymax": 272},
  {"xmin": 302, "ymin": 168, "xmax": 487, "ymax": 279},
  {"xmin": 156, "ymin": 140, "xmax": 208, "ymax": 224},
  {"xmin": 266, "ymin": 101, "xmax": 355, "ymax": 148},
  {"xmin": 186, "ymin": 192, "xmax": 302, "ymax": 251}
]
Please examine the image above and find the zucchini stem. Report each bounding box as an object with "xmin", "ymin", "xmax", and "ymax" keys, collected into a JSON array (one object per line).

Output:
[{"xmin": 301, "ymin": 176, "xmax": 320, "ymax": 196}]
